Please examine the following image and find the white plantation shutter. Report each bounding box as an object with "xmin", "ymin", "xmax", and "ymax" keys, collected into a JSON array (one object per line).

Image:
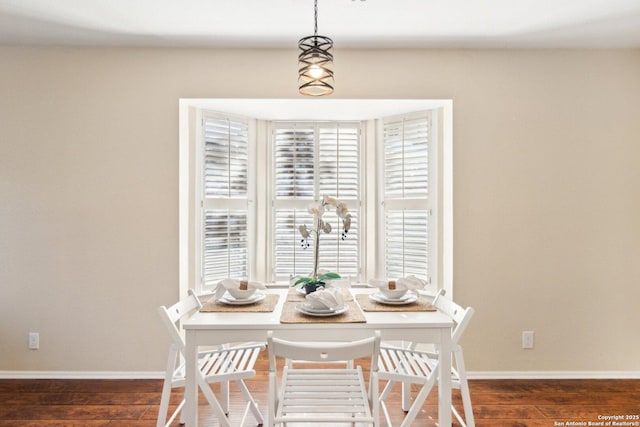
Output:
[
  {"xmin": 318, "ymin": 126, "xmax": 359, "ymax": 199},
  {"xmin": 382, "ymin": 112, "xmax": 432, "ymax": 283},
  {"xmin": 204, "ymin": 117, "xmax": 248, "ymax": 197},
  {"xmin": 203, "ymin": 210, "xmax": 248, "ymax": 283},
  {"xmin": 272, "ymin": 122, "xmax": 360, "ymax": 281},
  {"xmin": 274, "ymin": 126, "xmax": 315, "ymax": 199},
  {"xmin": 385, "ymin": 210, "xmax": 429, "ymax": 280},
  {"xmin": 384, "ymin": 116, "xmax": 430, "ymax": 198},
  {"xmin": 317, "ymin": 210, "xmax": 359, "ymax": 275},
  {"xmin": 201, "ymin": 112, "xmax": 251, "ymax": 286},
  {"xmin": 274, "ymin": 208, "xmax": 315, "ymax": 277}
]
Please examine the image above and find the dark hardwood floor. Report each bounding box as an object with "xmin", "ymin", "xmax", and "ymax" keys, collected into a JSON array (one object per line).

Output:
[{"xmin": 1, "ymin": 354, "xmax": 638, "ymax": 426}]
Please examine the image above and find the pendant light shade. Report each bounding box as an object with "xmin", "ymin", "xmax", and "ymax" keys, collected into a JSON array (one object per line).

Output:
[{"xmin": 298, "ymin": 0, "xmax": 334, "ymax": 96}]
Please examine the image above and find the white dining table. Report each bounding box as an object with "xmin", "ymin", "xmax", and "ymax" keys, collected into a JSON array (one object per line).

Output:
[{"xmin": 182, "ymin": 287, "xmax": 454, "ymax": 426}]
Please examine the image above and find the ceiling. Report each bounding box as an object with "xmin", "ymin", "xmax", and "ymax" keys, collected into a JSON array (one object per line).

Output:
[{"xmin": 1, "ymin": 0, "xmax": 639, "ymax": 49}]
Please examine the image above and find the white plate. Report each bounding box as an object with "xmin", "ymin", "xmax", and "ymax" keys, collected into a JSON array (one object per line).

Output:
[
  {"xmin": 299, "ymin": 303, "xmax": 337, "ymax": 314},
  {"xmin": 369, "ymin": 292, "xmax": 418, "ymax": 305},
  {"xmin": 218, "ymin": 292, "xmax": 265, "ymax": 305},
  {"xmin": 295, "ymin": 303, "xmax": 349, "ymax": 317}
]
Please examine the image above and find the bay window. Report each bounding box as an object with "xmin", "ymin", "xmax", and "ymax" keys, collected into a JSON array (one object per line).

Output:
[{"xmin": 180, "ymin": 100, "xmax": 449, "ymax": 296}]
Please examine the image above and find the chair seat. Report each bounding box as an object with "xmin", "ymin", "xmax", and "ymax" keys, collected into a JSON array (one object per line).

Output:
[
  {"xmin": 169, "ymin": 346, "xmax": 261, "ymax": 388},
  {"xmin": 378, "ymin": 346, "xmax": 438, "ymax": 383},
  {"xmin": 277, "ymin": 367, "xmax": 372, "ymax": 423},
  {"xmin": 199, "ymin": 345, "xmax": 262, "ymax": 381}
]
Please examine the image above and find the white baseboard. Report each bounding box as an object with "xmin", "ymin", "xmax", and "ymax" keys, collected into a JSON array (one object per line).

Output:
[
  {"xmin": 0, "ymin": 371, "xmax": 165, "ymax": 379},
  {"xmin": 2, "ymin": 370, "xmax": 639, "ymax": 380},
  {"xmin": 468, "ymin": 371, "xmax": 640, "ymax": 379}
]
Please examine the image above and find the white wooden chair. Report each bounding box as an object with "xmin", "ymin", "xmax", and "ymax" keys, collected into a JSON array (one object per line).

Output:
[
  {"xmin": 157, "ymin": 290, "xmax": 265, "ymax": 427},
  {"xmin": 378, "ymin": 290, "xmax": 476, "ymax": 427},
  {"xmin": 267, "ymin": 330, "xmax": 381, "ymax": 426}
]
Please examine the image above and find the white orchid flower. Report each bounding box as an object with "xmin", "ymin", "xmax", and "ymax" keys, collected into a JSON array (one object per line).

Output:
[
  {"xmin": 335, "ymin": 202, "xmax": 349, "ymax": 218},
  {"xmin": 343, "ymin": 214, "xmax": 351, "ymax": 232},
  {"xmin": 323, "ymin": 195, "xmax": 337, "ymax": 206},
  {"xmin": 322, "ymin": 221, "xmax": 332, "ymax": 233},
  {"xmin": 308, "ymin": 202, "xmax": 325, "ymax": 217},
  {"xmin": 298, "ymin": 224, "xmax": 310, "ymax": 239}
]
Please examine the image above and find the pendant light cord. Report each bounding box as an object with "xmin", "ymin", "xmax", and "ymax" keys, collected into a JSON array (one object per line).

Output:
[{"xmin": 314, "ymin": 0, "xmax": 318, "ymax": 35}]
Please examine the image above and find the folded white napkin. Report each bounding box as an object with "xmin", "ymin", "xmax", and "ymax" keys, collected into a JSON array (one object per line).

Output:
[
  {"xmin": 305, "ymin": 287, "xmax": 344, "ymax": 310},
  {"xmin": 367, "ymin": 275, "xmax": 428, "ymax": 291},
  {"xmin": 215, "ymin": 279, "xmax": 266, "ymax": 300}
]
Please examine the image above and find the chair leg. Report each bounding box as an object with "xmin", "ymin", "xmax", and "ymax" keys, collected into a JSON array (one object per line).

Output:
[
  {"xmin": 157, "ymin": 347, "xmax": 178, "ymax": 427},
  {"xmin": 455, "ymin": 348, "xmax": 475, "ymax": 427},
  {"xmin": 378, "ymin": 380, "xmax": 396, "ymax": 427},
  {"xmin": 156, "ymin": 382, "xmax": 172, "ymax": 427},
  {"xmin": 158, "ymin": 395, "xmax": 184, "ymax": 427},
  {"xmin": 371, "ymin": 372, "xmax": 380, "ymax": 427},
  {"xmin": 399, "ymin": 374, "xmax": 437, "ymax": 427},
  {"xmin": 235, "ymin": 379, "xmax": 265, "ymax": 425},
  {"xmin": 268, "ymin": 371, "xmax": 277, "ymax": 427},
  {"xmin": 379, "ymin": 379, "xmax": 397, "ymax": 403},
  {"xmin": 198, "ymin": 374, "xmax": 232, "ymax": 427}
]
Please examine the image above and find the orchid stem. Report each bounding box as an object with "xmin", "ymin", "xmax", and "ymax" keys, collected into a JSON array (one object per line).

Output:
[{"xmin": 313, "ymin": 225, "xmax": 320, "ymax": 281}]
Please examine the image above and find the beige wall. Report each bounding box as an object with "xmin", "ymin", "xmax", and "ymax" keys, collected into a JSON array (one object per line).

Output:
[{"xmin": 1, "ymin": 47, "xmax": 638, "ymax": 374}]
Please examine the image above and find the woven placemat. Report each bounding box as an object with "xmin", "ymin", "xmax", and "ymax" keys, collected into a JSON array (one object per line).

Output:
[
  {"xmin": 286, "ymin": 287, "xmax": 354, "ymax": 302},
  {"xmin": 280, "ymin": 300, "xmax": 366, "ymax": 324},
  {"xmin": 355, "ymin": 293, "xmax": 436, "ymax": 312},
  {"xmin": 200, "ymin": 294, "xmax": 280, "ymax": 312}
]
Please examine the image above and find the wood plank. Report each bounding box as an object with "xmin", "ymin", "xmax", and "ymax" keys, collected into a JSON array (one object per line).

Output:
[{"xmin": 1, "ymin": 355, "xmax": 639, "ymax": 427}]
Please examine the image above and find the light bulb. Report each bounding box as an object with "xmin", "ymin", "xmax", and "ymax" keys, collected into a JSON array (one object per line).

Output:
[{"xmin": 309, "ymin": 64, "xmax": 323, "ymax": 79}]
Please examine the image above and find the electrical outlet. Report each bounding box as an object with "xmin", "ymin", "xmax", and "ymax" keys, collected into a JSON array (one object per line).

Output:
[
  {"xmin": 28, "ymin": 332, "xmax": 39, "ymax": 350},
  {"xmin": 522, "ymin": 331, "xmax": 534, "ymax": 349}
]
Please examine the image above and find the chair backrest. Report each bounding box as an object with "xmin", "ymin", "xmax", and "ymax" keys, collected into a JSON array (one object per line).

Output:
[
  {"xmin": 432, "ymin": 289, "xmax": 475, "ymax": 345},
  {"xmin": 157, "ymin": 290, "xmax": 202, "ymax": 351},
  {"xmin": 267, "ymin": 331, "xmax": 381, "ymax": 370}
]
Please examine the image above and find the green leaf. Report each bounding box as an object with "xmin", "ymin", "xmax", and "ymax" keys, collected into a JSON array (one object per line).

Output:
[
  {"xmin": 292, "ymin": 272, "xmax": 340, "ymax": 286},
  {"xmin": 293, "ymin": 277, "xmax": 314, "ymax": 286},
  {"xmin": 318, "ymin": 272, "xmax": 341, "ymax": 281}
]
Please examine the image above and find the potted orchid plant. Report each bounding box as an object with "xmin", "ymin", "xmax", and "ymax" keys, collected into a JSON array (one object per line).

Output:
[{"xmin": 293, "ymin": 195, "xmax": 351, "ymax": 294}]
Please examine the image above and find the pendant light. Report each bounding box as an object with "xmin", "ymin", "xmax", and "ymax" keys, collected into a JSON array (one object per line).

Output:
[{"xmin": 298, "ymin": 0, "xmax": 334, "ymax": 96}]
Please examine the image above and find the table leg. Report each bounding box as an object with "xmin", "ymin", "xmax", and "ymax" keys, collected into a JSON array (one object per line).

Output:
[
  {"xmin": 401, "ymin": 381, "xmax": 412, "ymax": 411},
  {"xmin": 438, "ymin": 328, "xmax": 452, "ymax": 426},
  {"xmin": 185, "ymin": 331, "xmax": 198, "ymax": 426},
  {"xmin": 220, "ymin": 381, "xmax": 229, "ymax": 413}
]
